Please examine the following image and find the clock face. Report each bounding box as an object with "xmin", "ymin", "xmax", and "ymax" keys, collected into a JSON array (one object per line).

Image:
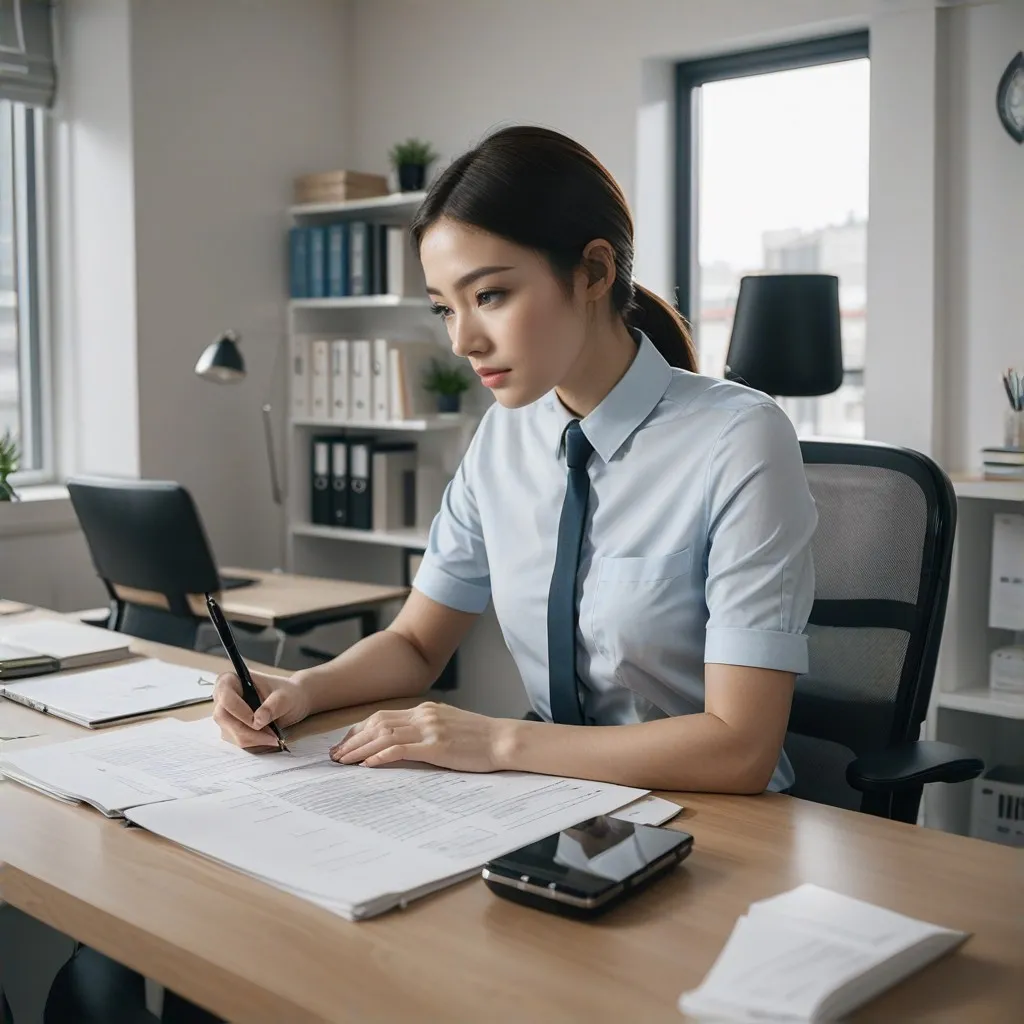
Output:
[
  {"xmin": 1009, "ymin": 72, "xmax": 1024, "ymax": 124},
  {"xmin": 998, "ymin": 52, "xmax": 1024, "ymax": 144}
]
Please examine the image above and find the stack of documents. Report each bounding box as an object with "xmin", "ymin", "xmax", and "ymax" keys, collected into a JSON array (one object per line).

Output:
[
  {"xmin": 1, "ymin": 718, "xmax": 654, "ymax": 920},
  {"xmin": 0, "ymin": 620, "xmax": 131, "ymax": 679},
  {"xmin": 0, "ymin": 659, "xmax": 217, "ymax": 727},
  {"xmin": 678, "ymin": 884, "xmax": 969, "ymax": 1021}
]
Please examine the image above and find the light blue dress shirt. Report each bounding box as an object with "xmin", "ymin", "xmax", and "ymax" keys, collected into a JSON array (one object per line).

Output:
[{"xmin": 413, "ymin": 331, "xmax": 817, "ymax": 791}]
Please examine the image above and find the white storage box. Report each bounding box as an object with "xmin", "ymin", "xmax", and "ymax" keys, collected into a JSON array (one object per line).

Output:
[
  {"xmin": 969, "ymin": 765, "xmax": 1024, "ymax": 847},
  {"xmin": 990, "ymin": 645, "xmax": 1024, "ymax": 694}
]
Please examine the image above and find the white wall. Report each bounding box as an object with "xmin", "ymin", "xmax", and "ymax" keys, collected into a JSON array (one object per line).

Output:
[
  {"xmin": 130, "ymin": 0, "xmax": 352, "ymax": 569},
  {"xmin": 942, "ymin": 0, "xmax": 1024, "ymax": 472}
]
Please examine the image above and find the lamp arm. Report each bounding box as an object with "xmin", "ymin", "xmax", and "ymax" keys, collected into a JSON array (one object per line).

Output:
[
  {"xmin": 260, "ymin": 334, "xmax": 288, "ymax": 507},
  {"xmin": 261, "ymin": 403, "xmax": 283, "ymax": 506}
]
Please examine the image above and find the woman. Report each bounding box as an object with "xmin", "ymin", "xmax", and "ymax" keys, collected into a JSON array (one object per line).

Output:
[
  {"xmin": 48, "ymin": 123, "xmax": 817, "ymax": 1024},
  {"xmin": 217, "ymin": 124, "xmax": 818, "ymax": 794}
]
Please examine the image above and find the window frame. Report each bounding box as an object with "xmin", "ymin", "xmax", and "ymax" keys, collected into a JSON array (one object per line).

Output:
[
  {"xmin": 673, "ymin": 30, "xmax": 870, "ymax": 325},
  {"xmin": 6, "ymin": 101, "xmax": 52, "ymax": 486}
]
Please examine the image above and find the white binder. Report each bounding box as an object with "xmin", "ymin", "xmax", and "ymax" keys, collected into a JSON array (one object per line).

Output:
[
  {"xmin": 329, "ymin": 340, "xmax": 349, "ymax": 422},
  {"xmin": 310, "ymin": 340, "xmax": 330, "ymax": 420},
  {"xmin": 385, "ymin": 226, "xmax": 424, "ymax": 297},
  {"xmin": 372, "ymin": 338, "xmax": 391, "ymax": 422},
  {"xmin": 349, "ymin": 339, "xmax": 373, "ymax": 422},
  {"xmin": 290, "ymin": 336, "xmax": 310, "ymax": 419}
]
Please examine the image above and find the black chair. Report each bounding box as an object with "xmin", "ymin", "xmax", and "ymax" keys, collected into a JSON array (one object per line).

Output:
[
  {"xmin": 66, "ymin": 477, "xmax": 256, "ymax": 650},
  {"xmin": 1, "ymin": 986, "xmax": 12, "ymax": 1024},
  {"xmin": 785, "ymin": 440, "xmax": 983, "ymax": 823}
]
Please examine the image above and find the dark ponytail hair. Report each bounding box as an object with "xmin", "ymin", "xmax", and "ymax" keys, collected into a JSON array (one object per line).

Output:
[{"xmin": 410, "ymin": 125, "xmax": 697, "ymax": 372}]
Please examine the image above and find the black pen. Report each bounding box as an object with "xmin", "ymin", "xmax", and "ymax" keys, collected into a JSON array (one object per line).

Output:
[{"xmin": 204, "ymin": 593, "xmax": 289, "ymax": 751}]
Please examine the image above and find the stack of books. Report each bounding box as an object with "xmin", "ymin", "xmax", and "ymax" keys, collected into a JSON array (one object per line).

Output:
[
  {"xmin": 292, "ymin": 170, "xmax": 388, "ymax": 205},
  {"xmin": 982, "ymin": 447, "xmax": 1024, "ymax": 480}
]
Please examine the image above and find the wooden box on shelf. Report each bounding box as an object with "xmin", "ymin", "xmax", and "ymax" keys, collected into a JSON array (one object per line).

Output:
[{"xmin": 294, "ymin": 169, "xmax": 389, "ymax": 205}]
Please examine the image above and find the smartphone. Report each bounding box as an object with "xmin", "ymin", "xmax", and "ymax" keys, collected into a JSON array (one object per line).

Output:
[{"xmin": 481, "ymin": 815, "xmax": 693, "ymax": 919}]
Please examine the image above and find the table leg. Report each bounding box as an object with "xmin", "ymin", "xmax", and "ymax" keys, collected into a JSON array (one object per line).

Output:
[{"xmin": 359, "ymin": 610, "xmax": 379, "ymax": 638}]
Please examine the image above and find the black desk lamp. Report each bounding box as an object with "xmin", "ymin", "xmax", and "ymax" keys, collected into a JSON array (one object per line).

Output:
[
  {"xmin": 194, "ymin": 331, "xmax": 283, "ymax": 506},
  {"xmin": 724, "ymin": 274, "xmax": 843, "ymax": 397}
]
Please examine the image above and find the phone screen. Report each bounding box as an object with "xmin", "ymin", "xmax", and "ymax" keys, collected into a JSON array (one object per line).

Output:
[{"xmin": 488, "ymin": 815, "xmax": 691, "ymax": 898}]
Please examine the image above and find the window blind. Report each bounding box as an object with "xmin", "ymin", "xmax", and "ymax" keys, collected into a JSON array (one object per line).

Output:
[{"xmin": 0, "ymin": 0, "xmax": 55, "ymax": 107}]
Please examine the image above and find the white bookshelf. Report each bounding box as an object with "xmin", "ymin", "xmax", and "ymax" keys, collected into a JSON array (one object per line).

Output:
[
  {"xmin": 291, "ymin": 415, "xmax": 467, "ymax": 432},
  {"xmin": 948, "ymin": 475, "xmax": 1024, "ymax": 501},
  {"xmin": 289, "ymin": 190, "xmax": 427, "ymax": 221},
  {"xmin": 935, "ymin": 687, "xmax": 1024, "ymax": 720},
  {"xmin": 924, "ymin": 476, "xmax": 1024, "ymax": 839},
  {"xmin": 291, "ymin": 522, "xmax": 430, "ymax": 549},
  {"xmin": 289, "ymin": 296, "xmax": 431, "ymax": 311},
  {"xmin": 285, "ymin": 191, "xmax": 475, "ymax": 590}
]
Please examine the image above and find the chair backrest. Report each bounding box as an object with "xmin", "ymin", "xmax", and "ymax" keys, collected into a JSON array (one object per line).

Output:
[
  {"xmin": 784, "ymin": 440, "xmax": 957, "ymax": 817},
  {"xmin": 66, "ymin": 477, "xmax": 221, "ymax": 647}
]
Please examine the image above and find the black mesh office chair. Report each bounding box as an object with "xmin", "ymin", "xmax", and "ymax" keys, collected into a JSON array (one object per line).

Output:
[
  {"xmin": 786, "ymin": 440, "xmax": 983, "ymax": 823},
  {"xmin": 66, "ymin": 477, "xmax": 255, "ymax": 649}
]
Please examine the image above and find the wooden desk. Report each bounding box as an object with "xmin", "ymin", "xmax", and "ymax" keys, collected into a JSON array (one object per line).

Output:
[
  {"xmin": 109, "ymin": 566, "xmax": 409, "ymax": 636},
  {"xmin": 1, "ymin": 622, "xmax": 1021, "ymax": 1023},
  {"xmin": 212, "ymin": 567, "xmax": 408, "ymax": 634}
]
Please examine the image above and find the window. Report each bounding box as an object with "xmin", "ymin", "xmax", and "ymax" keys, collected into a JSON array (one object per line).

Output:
[
  {"xmin": 676, "ymin": 33, "xmax": 869, "ymax": 439},
  {"xmin": 0, "ymin": 98, "xmax": 49, "ymax": 481}
]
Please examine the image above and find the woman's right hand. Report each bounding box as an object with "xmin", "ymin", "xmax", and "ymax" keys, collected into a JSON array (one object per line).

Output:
[{"xmin": 212, "ymin": 669, "xmax": 311, "ymax": 749}]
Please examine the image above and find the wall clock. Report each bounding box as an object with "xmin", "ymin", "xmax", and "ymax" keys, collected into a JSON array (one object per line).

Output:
[{"xmin": 997, "ymin": 51, "xmax": 1024, "ymax": 144}]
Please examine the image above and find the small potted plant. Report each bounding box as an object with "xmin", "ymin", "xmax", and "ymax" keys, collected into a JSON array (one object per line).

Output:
[
  {"xmin": 0, "ymin": 430, "xmax": 20, "ymax": 501},
  {"xmin": 389, "ymin": 137, "xmax": 439, "ymax": 192},
  {"xmin": 422, "ymin": 359, "xmax": 471, "ymax": 414}
]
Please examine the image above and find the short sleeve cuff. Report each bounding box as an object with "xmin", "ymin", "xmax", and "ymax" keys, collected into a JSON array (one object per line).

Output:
[
  {"xmin": 704, "ymin": 626, "xmax": 808, "ymax": 674},
  {"xmin": 412, "ymin": 560, "xmax": 491, "ymax": 614}
]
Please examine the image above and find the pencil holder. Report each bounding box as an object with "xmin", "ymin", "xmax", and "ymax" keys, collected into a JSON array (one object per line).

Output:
[{"xmin": 1005, "ymin": 410, "xmax": 1024, "ymax": 450}]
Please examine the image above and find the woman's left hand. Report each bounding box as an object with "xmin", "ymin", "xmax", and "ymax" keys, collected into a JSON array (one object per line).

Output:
[{"xmin": 329, "ymin": 702, "xmax": 512, "ymax": 773}]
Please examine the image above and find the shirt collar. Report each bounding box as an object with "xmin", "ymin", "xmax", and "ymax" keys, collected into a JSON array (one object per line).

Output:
[{"xmin": 545, "ymin": 329, "xmax": 673, "ymax": 463}]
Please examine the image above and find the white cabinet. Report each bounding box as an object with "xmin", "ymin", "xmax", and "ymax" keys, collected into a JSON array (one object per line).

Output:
[{"xmin": 925, "ymin": 477, "xmax": 1024, "ymax": 837}]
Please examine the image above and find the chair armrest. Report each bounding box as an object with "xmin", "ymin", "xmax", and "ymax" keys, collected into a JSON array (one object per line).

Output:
[
  {"xmin": 73, "ymin": 606, "xmax": 113, "ymax": 629},
  {"xmin": 847, "ymin": 741, "xmax": 984, "ymax": 793}
]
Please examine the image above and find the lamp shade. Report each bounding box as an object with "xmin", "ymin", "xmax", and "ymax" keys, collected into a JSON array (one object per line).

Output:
[
  {"xmin": 725, "ymin": 274, "xmax": 843, "ymax": 397},
  {"xmin": 194, "ymin": 331, "xmax": 246, "ymax": 383}
]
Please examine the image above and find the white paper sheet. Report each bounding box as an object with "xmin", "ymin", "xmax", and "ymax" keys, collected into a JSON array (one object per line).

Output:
[
  {"xmin": 126, "ymin": 759, "xmax": 648, "ymax": 919},
  {"xmin": 609, "ymin": 794, "xmax": 682, "ymax": 825},
  {"xmin": 0, "ymin": 659, "xmax": 218, "ymax": 726},
  {"xmin": 0, "ymin": 717, "xmax": 329, "ymax": 815},
  {"xmin": 678, "ymin": 885, "xmax": 968, "ymax": 1022}
]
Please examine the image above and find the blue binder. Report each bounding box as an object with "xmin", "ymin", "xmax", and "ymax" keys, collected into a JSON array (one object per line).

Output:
[
  {"xmin": 289, "ymin": 227, "xmax": 310, "ymax": 298},
  {"xmin": 326, "ymin": 223, "xmax": 349, "ymax": 298}
]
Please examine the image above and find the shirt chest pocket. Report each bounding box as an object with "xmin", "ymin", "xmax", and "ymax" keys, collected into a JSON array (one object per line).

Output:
[{"xmin": 588, "ymin": 549, "xmax": 694, "ymax": 672}]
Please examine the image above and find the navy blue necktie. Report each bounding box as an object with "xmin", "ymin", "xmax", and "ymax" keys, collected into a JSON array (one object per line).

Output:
[{"xmin": 547, "ymin": 420, "xmax": 594, "ymax": 726}]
